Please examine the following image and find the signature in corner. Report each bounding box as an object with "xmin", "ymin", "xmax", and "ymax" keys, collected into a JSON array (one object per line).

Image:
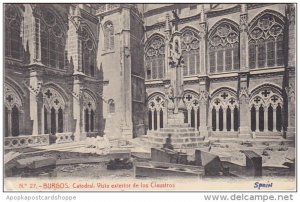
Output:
[{"xmin": 254, "ymin": 181, "xmax": 273, "ymax": 189}]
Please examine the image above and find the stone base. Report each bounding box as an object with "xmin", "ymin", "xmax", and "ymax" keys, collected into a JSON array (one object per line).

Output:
[{"xmin": 167, "ymin": 112, "xmax": 185, "ymax": 125}]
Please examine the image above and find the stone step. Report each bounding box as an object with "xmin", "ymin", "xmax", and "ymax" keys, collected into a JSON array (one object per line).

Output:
[
  {"xmin": 148, "ymin": 136, "xmax": 205, "ymax": 144},
  {"xmin": 159, "ymin": 128, "xmax": 196, "ymax": 132},
  {"xmin": 149, "ymin": 132, "xmax": 200, "ymax": 138},
  {"xmin": 146, "ymin": 141, "xmax": 207, "ymax": 149}
]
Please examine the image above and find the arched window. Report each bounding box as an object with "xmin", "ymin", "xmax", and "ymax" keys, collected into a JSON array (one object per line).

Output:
[
  {"xmin": 208, "ymin": 22, "xmax": 239, "ymax": 73},
  {"xmin": 5, "ymin": 4, "xmax": 22, "ymax": 60},
  {"xmin": 81, "ymin": 28, "xmax": 96, "ymax": 77},
  {"xmin": 181, "ymin": 28, "xmax": 200, "ymax": 76},
  {"xmin": 83, "ymin": 92, "xmax": 97, "ymax": 132},
  {"xmin": 249, "ymin": 86, "xmax": 283, "ymax": 133},
  {"xmin": 40, "ymin": 8, "xmax": 65, "ymax": 69},
  {"xmin": 145, "ymin": 36, "xmax": 165, "ymax": 80},
  {"xmin": 104, "ymin": 21, "xmax": 114, "ymax": 50},
  {"xmin": 249, "ymin": 13, "xmax": 285, "ymax": 69},
  {"xmin": 147, "ymin": 94, "xmax": 165, "ymax": 131},
  {"xmin": 5, "ymin": 83, "xmax": 23, "ymax": 137},
  {"xmin": 43, "ymin": 87, "xmax": 66, "ymax": 134}
]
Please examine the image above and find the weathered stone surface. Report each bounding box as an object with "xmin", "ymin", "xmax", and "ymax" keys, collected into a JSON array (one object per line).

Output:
[
  {"xmin": 151, "ymin": 148, "xmax": 187, "ymax": 164},
  {"xmin": 195, "ymin": 150, "xmax": 221, "ymax": 176},
  {"xmin": 17, "ymin": 156, "xmax": 56, "ymax": 169},
  {"xmin": 241, "ymin": 150, "xmax": 262, "ymax": 177},
  {"xmin": 135, "ymin": 161, "xmax": 204, "ymax": 178}
]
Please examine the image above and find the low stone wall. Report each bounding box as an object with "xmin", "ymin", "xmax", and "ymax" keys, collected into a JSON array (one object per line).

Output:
[{"xmin": 4, "ymin": 134, "xmax": 50, "ymax": 150}]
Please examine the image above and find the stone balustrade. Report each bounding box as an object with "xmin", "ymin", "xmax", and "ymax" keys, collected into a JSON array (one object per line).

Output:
[
  {"xmin": 55, "ymin": 132, "xmax": 74, "ymax": 144},
  {"xmin": 4, "ymin": 134, "xmax": 50, "ymax": 150}
]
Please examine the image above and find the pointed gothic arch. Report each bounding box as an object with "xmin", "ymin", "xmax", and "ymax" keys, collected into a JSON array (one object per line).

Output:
[
  {"xmin": 249, "ymin": 84, "xmax": 283, "ymax": 133},
  {"xmin": 145, "ymin": 34, "xmax": 165, "ymax": 80},
  {"xmin": 248, "ymin": 10, "xmax": 286, "ymax": 69},
  {"xmin": 147, "ymin": 92, "xmax": 166, "ymax": 131},
  {"xmin": 5, "ymin": 83, "xmax": 24, "ymax": 137},
  {"xmin": 208, "ymin": 19, "xmax": 240, "ymax": 73},
  {"xmin": 180, "ymin": 27, "xmax": 200, "ymax": 76}
]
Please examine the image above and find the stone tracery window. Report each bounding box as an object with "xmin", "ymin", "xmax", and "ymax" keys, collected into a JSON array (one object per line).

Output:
[
  {"xmin": 183, "ymin": 92, "xmax": 200, "ymax": 129},
  {"xmin": 208, "ymin": 22, "xmax": 239, "ymax": 73},
  {"xmin": 40, "ymin": 8, "xmax": 65, "ymax": 69},
  {"xmin": 249, "ymin": 86, "xmax": 283, "ymax": 132},
  {"xmin": 210, "ymin": 90, "xmax": 239, "ymax": 132},
  {"xmin": 104, "ymin": 21, "xmax": 114, "ymax": 50},
  {"xmin": 249, "ymin": 14, "xmax": 285, "ymax": 69},
  {"xmin": 83, "ymin": 92, "xmax": 96, "ymax": 132},
  {"xmin": 145, "ymin": 36, "xmax": 165, "ymax": 80},
  {"xmin": 5, "ymin": 4, "xmax": 23, "ymax": 60},
  {"xmin": 181, "ymin": 29, "xmax": 200, "ymax": 76},
  {"xmin": 43, "ymin": 87, "xmax": 66, "ymax": 134},
  {"xmin": 81, "ymin": 28, "xmax": 96, "ymax": 77},
  {"xmin": 5, "ymin": 84, "xmax": 23, "ymax": 137},
  {"xmin": 148, "ymin": 94, "xmax": 165, "ymax": 131}
]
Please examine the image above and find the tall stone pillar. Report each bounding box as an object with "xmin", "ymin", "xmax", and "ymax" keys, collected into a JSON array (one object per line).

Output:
[
  {"xmin": 73, "ymin": 74, "xmax": 84, "ymax": 141},
  {"xmin": 239, "ymin": 4, "xmax": 248, "ymax": 70},
  {"xmin": 198, "ymin": 77, "xmax": 209, "ymax": 137},
  {"xmin": 238, "ymin": 73, "xmax": 250, "ymax": 137},
  {"xmin": 238, "ymin": 5, "xmax": 250, "ymax": 138},
  {"xmin": 28, "ymin": 67, "xmax": 43, "ymax": 135},
  {"xmin": 199, "ymin": 5, "xmax": 207, "ymax": 75},
  {"xmin": 285, "ymin": 4, "xmax": 296, "ymax": 140},
  {"xmin": 120, "ymin": 7, "xmax": 133, "ymax": 138}
]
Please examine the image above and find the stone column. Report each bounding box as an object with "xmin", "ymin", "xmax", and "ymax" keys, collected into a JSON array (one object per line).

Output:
[
  {"xmin": 231, "ymin": 109, "xmax": 234, "ymax": 132},
  {"xmin": 187, "ymin": 108, "xmax": 191, "ymax": 127},
  {"xmin": 55, "ymin": 111, "xmax": 58, "ymax": 133},
  {"xmin": 273, "ymin": 108, "xmax": 277, "ymax": 132},
  {"xmin": 151, "ymin": 109, "xmax": 155, "ymax": 131},
  {"xmin": 41, "ymin": 105, "xmax": 44, "ymax": 134},
  {"xmin": 239, "ymin": 74, "xmax": 250, "ymax": 137},
  {"xmin": 216, "ymin": 109, "xmax": 219, "ymax": 132},
  {"xmin": 255, "ymin": 108, "xmax": 259, "ymax": 132},
  {"xmin": 7, "ymin": 109, "xmax": 12, "ymax": 137},
  {"xmin": 199, "ymin": 5, "xmax": 207, "ymax": 74},
  {"xmin": 223, "ymin": 108, "xmax": 226, "ymax": 131},
  {"xmin": 194, "ymin": 108, "xmax": 198, "ymax": 130},
  {"xmin": 47, "ymin": 110, "xmax": 51, "ymax": 134},
  {"xmin": 264, "ymin": 107, "xmax": 268, "ymax": 132},
  {"xmin": 239, "ymin": 4, "xmax": 248, "ymax": 70},
  {"xmin": 198, "ymin": 77, "xmax": 209, "ymax": 136},
  {"xmin": 157, "ymin": 110, "xmax": 160, "ymax": 130},
  {"xmin": 88, "ymin": 110, "xmax": 91, "ymax": 132},
  {"xmin": 19, "ymin": 110, "xmax": 24, "ymax": 135}
]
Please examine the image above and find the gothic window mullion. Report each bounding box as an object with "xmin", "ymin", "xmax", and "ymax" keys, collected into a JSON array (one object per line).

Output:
[{"xmin": 231, "ymin": 47, "xmax": 234, "ymax": 71}]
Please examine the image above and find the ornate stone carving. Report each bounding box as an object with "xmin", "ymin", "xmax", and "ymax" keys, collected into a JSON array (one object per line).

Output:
[
  {"xmin": 209, "ymin": 23, "xmax": 239, "ymax": 48},
  {"xmin": 285, "ymin": 83, "xmax": 295, "ymax": 102},
  {"xmin": 240, "ymin": 13, "xmax": 248, "ymax": 32},
  {"xmin": 22, "ymin": 80, "xmax": 43, "ymax": 96},
  {"xmin": 286, "ymin": 4, "xmax": 295, "ymax": 25},
  {"xmin": 199, "ymin": 90, "xmax": 209, "ymax": 104},
  {"xmin": 4, "ymin": 84, "xmax": 23, "ymax": 109},
  {"xmin": 239, "ymin": 86, "xmax": 249, "ymax": 100}
]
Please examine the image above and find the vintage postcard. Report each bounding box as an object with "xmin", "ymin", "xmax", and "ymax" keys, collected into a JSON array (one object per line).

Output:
[{"xmin": 3, "ymin": 3, "xmax": 296, "ymax": 191}]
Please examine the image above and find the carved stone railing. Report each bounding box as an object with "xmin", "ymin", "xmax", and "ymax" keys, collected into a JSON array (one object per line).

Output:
[
  {"xmin": 55, "ymin": 132, "xmax": 74, "ymax": 144},
  {"xmin": 4, "ymin": 134, "xmax": 50, "ymax": 150},
  {"xmin": 96, "ymin": 4, "xmax": 120, "ymax": 15}
]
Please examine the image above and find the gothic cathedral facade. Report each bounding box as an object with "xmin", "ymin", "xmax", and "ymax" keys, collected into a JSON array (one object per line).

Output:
[{"xmin": 4, "ymin": 4, "xmax": 295, "ymax": 149}]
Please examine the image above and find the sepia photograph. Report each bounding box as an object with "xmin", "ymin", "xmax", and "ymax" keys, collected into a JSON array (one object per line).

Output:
[{"xmin": 3, "ymin": 2, "xmax": 296, "ymax": 191}]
